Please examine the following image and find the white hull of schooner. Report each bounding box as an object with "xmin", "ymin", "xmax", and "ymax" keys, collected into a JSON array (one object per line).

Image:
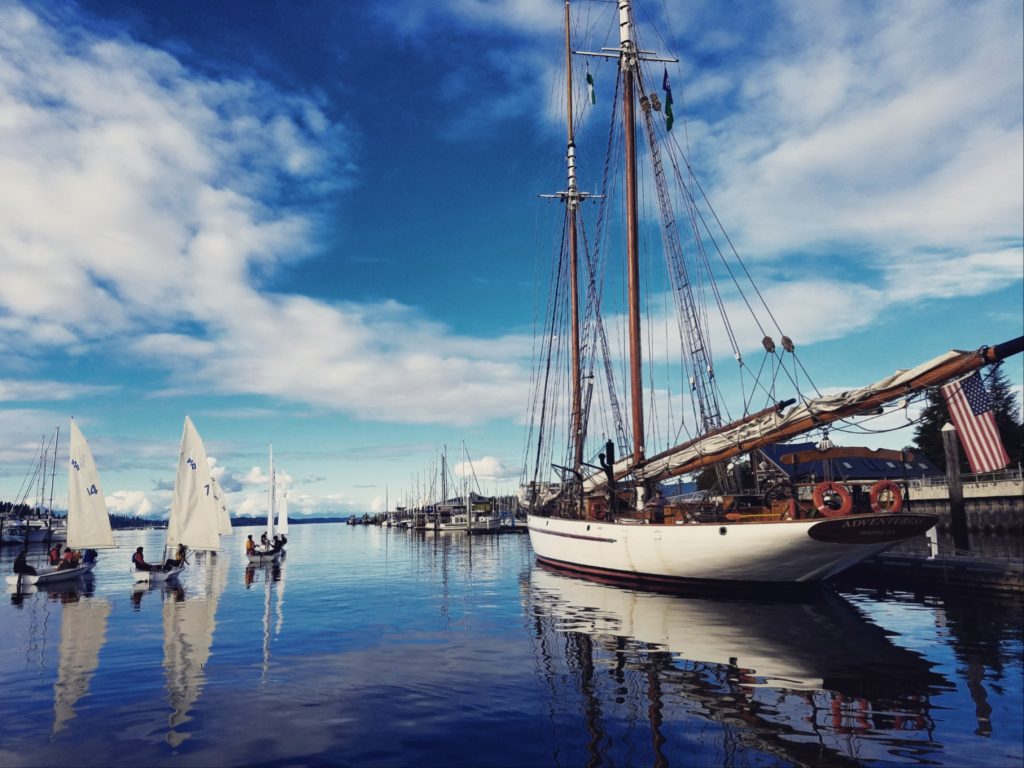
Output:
[{"xmin": 527, "ymin": 512, "xmax": 936, "ymax": 585}]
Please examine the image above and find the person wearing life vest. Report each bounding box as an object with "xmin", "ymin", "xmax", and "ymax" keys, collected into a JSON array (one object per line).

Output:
[
  {"xmin": 49, "ymin": 544, "xmax": 61, "ymax": 566},
  {"xmin": 132, "ymin": 546, "xmax": 155, "ymax": 572},
  {"xmin": 245, "ymin": 535, "xmax": 256, "ymax": 555},
  {"xmin": 163, "ymin": 543, "xmax": 187, "ymax": 571},
  {"xmin": 58, "ymin": 547, "xmax": 80, "ymax": 570}
]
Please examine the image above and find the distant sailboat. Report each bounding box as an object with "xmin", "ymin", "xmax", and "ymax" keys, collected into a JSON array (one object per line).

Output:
[
  {"xmin": 8, "ymin": 419, "xmax": 116, "ymax": 587},
  {"xmin": 134, "ymin": 416, "xmax": 221, "ymax": 583},
  {"xmin": 212, "ymin": 475, "xmax": 232, "ymax": 537},
  {"xmin": 248, "ymin": 444, "xmax": 285, "ymax": 564},
  {"xmin": 277, "ymin": 476, "xmax": 289, "ymax": 537}
]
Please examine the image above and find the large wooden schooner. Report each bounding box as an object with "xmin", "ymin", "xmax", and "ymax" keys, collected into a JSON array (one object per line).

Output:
[{"xmin": 522, "ymin": 0, "xmax": 1022, "ymax": 586}]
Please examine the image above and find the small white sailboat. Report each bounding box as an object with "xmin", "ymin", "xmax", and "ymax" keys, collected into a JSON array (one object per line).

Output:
[
  {"xmin": 247, "ymin": 444, "xmax": 285, "ymax": 564},
  {"xmin": 277, "ymin": 476, "xmax": 289, "ymax": 537},
  {"xmin": 7, "ymin": 419, "xmax": 117, "ymax": 587},
  {"xmin": 134, "ymin": 416, "xmax": 221, "ymax": 583}
]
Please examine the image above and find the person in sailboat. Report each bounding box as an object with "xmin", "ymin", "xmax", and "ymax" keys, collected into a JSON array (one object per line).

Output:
[
  {"xmin": 58, "ymin": 547, "xmax": 80, "ymax": 570},
  {"xmin": 246, "ymin": 534, "xmax": 256, "ymax": 555},
  {"xmin": 261, "ymin": 532, "xmax": 270, "ymax": 547},
  {"xmin": 13, "ymin": 550, "xmax": 36, "ymax": 576},
  {"xmin": 163, "ymin": 543, "xmax": 187, "ymax": 571},
  {"xmin": 83, "ymin": 549, "xmax": 98, "ymax": 564},
  {"xmin": 648, "ymin": 488, "xmax": 666, "ymax": 524},
  {"xmin": 132, "ymin": 546, "xmax": 156, "ymax": 572},
  {"xmin": 49, "ymin": 544, "xmax": 61, "ymax": 566}
]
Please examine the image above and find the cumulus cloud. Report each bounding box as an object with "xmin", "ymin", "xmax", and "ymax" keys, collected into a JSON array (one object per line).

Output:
[
  {"xmin": 107, "ymin": 489, "xmax": 157, "ymax": 517},
  {"xmin": 453, "ymin": 455, "xmax": 521, "ymax": 484},
  {"xmin": 0, "ymin": 3, "xmax": 532, "ymax": 430},
  {"xmin": 689, "ymin": 1, "xmax": 1022, "ymax": 263}
]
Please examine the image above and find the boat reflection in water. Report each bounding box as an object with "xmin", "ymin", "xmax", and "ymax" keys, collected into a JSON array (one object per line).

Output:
[
  {"xmin": 52, "ymin": 591, "xmax": 111, "ymax": 735},
  {"xmin": 11, "ymin": 579, "xmax": 111, "ymax": 737},
  {"xmin": 131, "ymin": 552, "xmax": 229, "ymax": 748},
  {"xmin": 528, "ymin": 565, "xmax": 952, "ymax": 766}
]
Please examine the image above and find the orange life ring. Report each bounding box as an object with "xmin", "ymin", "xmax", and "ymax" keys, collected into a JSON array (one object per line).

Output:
[
  {"xmin": 812, "ymin": 481, "xmax": 853, "ymax": 517},
  {"xmin": 589, "ymin": 500, "xmax": 607, "ymax": 521},
  {"xmin": 869, "ymin": 480, "xmax": 903, "ymax": 513}
]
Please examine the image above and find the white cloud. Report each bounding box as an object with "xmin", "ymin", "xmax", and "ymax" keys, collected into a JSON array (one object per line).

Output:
[
  {"xmin": 106, "ymin": 489, "xmax": 156, "ymax": 517},
  {"xmin": 453, "ymin": 455, "xmax": 521, "ymax": 484},
  {"xmin": 0, "ymin": 3, "xmax": 535, "ymax": 429},
  {"xmin": 0, "ymin": 379, "xmax": 117, "ymax": 402}
]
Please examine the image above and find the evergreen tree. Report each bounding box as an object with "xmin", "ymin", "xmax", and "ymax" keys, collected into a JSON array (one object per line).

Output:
[{"xmin": 912, "ymin": 386, "xmax": 952, "ymax": 472}]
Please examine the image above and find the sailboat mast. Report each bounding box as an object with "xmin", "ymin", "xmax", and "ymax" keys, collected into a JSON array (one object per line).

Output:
[
  {"xmin": 620, "ymin": 0, "xmax": 645, "ymax": 466},
  {"xmin": 564, "ymin": 0, "xmax": 584, "ymax": 473},
  {"xmin": 48, "ymin": 426, "xmax": 59, "ymax": 521},
  {"xmin": 267, "ymin": 443, "xmax": 275, "ymax": 539}
]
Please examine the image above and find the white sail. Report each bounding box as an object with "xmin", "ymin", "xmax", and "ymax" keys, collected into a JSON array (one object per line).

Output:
[
  {"xmin": 166, "ymin": 416, "xmax": 221, "ymax": 552},
  {"xmin": 211, "ymin": 475, "xmax": 232, "ymax": 536},
  {"xmin": 52, "ymin": 597, "xmax": 111, "ymax": 735},
  {"xmin": 67, "ymin": 419, "xmax": 116, "ymax": 550},
  {"xmin": 277, "ymin": 476, "xmax": 289, "ymax": 536},
  {"xmin": 266, "ymin": 443, "xmax": 275, "ymax": 539}
]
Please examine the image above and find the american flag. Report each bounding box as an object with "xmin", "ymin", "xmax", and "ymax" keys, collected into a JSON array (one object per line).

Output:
[{"xmin": 941, "ymin": 372, "xmax": 1010, "ymax": 473}]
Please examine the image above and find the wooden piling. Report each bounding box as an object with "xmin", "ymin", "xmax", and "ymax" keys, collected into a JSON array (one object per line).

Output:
[{"xmin": 942, "ymin": 423, "xmax": 970, "ymax": 552}]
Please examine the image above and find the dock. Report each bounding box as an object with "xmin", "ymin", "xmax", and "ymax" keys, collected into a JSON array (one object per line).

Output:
[{"xmin": 839, "ymin": 550, "xmax": 1023, "ymax": 594}]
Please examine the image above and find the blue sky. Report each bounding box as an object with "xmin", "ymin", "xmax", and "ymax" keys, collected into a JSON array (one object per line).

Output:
[{"xmin": 0, "ymin": 0, "xmax": 1021, "ymax": 520}]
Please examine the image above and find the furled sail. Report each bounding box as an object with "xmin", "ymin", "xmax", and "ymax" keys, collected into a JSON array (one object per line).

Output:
[{"xmin": 584, "ymin": 339, "xmax": 1022, "ymax": 492}]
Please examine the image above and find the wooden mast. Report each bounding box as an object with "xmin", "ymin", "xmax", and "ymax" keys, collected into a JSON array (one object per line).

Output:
[
  {"xmin": 620, "ymin": 0, "xmax": 645, "ymax": 467},
  {"xmin": 564, "ymin": 0, "xmax": 583, "ymax": 473}
]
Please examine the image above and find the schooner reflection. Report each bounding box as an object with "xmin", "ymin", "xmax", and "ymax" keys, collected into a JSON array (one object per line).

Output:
[{"xmin": 528, "ymin": 566, "xmax": 951, "ymax": 766}]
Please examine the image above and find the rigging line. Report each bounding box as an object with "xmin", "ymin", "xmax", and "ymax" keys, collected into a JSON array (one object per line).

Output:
[
  {"xmin": 529, "ymin": 212, "xmax": 571, "ymax": 486},
  {"xmin": 522, "ymin": 208, "xmax": 562, "ymax": 478},
  {"xmin": 581, "ymin": 73, "xmax": 630, "ymax": 457},
  {"xmin": 668, "ymin": 134, "xmax": 817, "ymax": 402},
  {"xmin": 665, "ymin": 131, "xmax": 818, "ymax": 391}
]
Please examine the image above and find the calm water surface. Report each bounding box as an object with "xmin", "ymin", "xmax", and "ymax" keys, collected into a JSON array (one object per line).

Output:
[{"xmin": 0, "ymin": 523, "xmax": 1020, "ymax": 767}]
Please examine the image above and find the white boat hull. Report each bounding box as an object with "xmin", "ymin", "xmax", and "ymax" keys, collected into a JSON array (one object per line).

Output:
[
  {"xmin": 526, "ymin": 512, "xmax": 937, "ymax": 585},
  {"xmin": 132, "ymin": 565, "xmax": 184, "ymax": 583},
  {"xmin": 6, "ymin": 561, "xmax": 96, "ymax": 587},
  {"xmin": 246, "ymin": 549, "xmax": 282, "ymax": 564}
]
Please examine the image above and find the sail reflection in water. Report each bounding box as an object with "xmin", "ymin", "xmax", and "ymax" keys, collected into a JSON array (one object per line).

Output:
[
  {"xmin": 161, "ymin": 553, "xmax": 229, "ymax": 747},
  {"xmin": 52, "ymin": 593, "xmax": 111, "ymax": 735},
  {"xmin": 528, "ymin": 566, "xmax": 952, "ymax": 766},
  {"xmin": 246, "ymin": 556, "xmax": 286, "ymax": 682}
]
